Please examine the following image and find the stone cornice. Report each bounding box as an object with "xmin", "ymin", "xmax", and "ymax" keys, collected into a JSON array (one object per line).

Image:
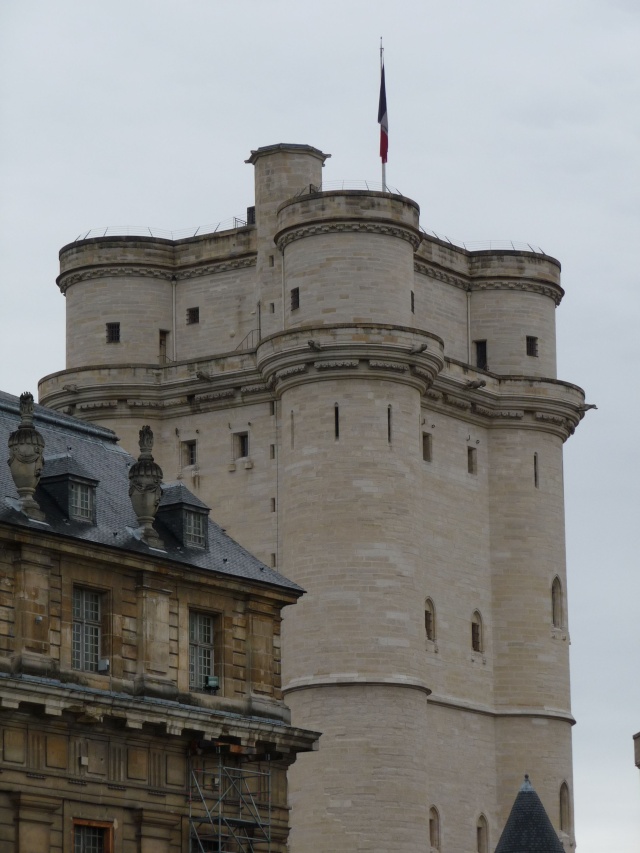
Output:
[
  {"xmin": 57, "ymin": 256, "xmax": 256, "ymax": 292},
  {"xmin": 427, "ymin": 693, "xmax": 575, "ymax": 724},
  {"xmin": 414, "ymin": 260, "xmax": 564, "ymax": 305},
  {"xmin": 276, "ymin": 220, "xmax": 422, "ymax": 251},
  {"xmin": 284, "ymin": 675, "xmax": 431, "ymax": 696},
  {"xmin": 0, "ymin": 674, "xmax": 319, "ymax": 751}
]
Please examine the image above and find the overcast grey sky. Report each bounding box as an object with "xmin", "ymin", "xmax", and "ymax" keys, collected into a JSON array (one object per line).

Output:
[{"xmin": 1, "ymin": 1, "xmax": 639, "ymax": 848}]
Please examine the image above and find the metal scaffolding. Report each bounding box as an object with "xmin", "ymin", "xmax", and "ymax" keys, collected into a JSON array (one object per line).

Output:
[{"xmin": 188, "ymin": 743, "xmax": 272, "ymax": 853}]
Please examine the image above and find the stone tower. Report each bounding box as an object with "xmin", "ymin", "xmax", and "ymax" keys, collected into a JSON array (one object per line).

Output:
[{"xmin": 40, "ymin": 143, "xmax": 585, "ymax": 852}]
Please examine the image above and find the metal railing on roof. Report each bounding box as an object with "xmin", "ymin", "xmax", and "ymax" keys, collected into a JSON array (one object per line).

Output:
[
  {"xmin": 293, "ymin": 179, "xmax": 402, "ymax": 197},
  {"xmin": 73, "ymin": 217, "xmax": 249, "ymax": 242},
  {"xmin": 420, "ymin": 228, "xmax": 546, "ymax": 255}
]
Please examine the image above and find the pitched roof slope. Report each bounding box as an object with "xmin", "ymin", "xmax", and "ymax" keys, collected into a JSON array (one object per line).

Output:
[
  {"xmin": 0, "ymin": 391, "xmax": 301, "ymax": 593},
  {"xmin": 495, "ymin": 776, "xmax": 565, "ymax": 853}
]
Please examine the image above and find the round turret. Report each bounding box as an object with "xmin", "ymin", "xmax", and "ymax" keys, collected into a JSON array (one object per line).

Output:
[
  {"xmin": 275, "ymin": 190, "xmax": 420, "ymax": 329},
  {"xmin": 468, "ymin": 251, "xmax": 563, "ymax": 378}
]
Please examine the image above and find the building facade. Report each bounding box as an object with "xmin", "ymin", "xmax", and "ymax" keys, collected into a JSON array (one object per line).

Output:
[
  {"xmin": 0, "ymin": 390, "xmax": 318, "ymax": 852},
  {"xmin": 39, "ymin": 143, "xmax": 586, "ymax": 852}
]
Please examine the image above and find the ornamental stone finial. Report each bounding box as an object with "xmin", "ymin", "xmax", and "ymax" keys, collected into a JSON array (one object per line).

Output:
[
  {"xmin": 7, "ymin": 392, "xmax": 45, "ymax": 520},
  {"xmin": 128, "ymin": 425, "xmax": 163, "ymax": 547}
]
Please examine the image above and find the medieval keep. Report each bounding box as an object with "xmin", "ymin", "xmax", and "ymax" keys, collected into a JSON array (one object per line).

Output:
[
  {"xmin": 0, "ymin": 390, "xmax": 318, "ymax": 852},
  {"xmin": 39, "ymin": 143, "xmax": 587, "ymax": 852}
]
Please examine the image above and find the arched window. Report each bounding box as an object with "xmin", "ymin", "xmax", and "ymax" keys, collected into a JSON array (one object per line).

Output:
[
  {"xmin": 552, "ymin": 577, "xmax": 563, "ymax": 628},
  {"xmin": 425, "ymin": 599, "xmax": 436, "ymax": 642},
  {"xmin": 471, "ymin": 611, "xmax": 483, "ymax": 653},
  {"xmin": 429, "ymin": 806, "xmax": 440, "ymax": 851},
  {"xmin": 559, "ymin": 782, "xmax": 570, "ymax": 832},
  {"xmin": 476, "ymin": 814, "xmax": 488, "ymax": 853}
]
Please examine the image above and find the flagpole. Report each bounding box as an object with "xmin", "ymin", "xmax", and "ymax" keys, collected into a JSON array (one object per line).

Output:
[{"xmin": 380, "ymin": 40, "xmax": 386, "ymax": 192}]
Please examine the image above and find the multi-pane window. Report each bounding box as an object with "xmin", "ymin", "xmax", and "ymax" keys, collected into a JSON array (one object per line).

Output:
[
  {"xmin": 73, "ymin": 588, "xmax": 102, "ymax": 671},
  {"xmin": 526, "ymin": 335, "xmax": 539, "ymax": 357},
  {"xmin": 105, "ymin": 322, "xmax": 120, "ymax": 343},
  {"xmin": 70, "ymin": 482, "xmax": 94, "ymax": 521},
  {"xmin": 187, "ymin": 307, "xmax": 200, "ymax": 325},
  {"xmin": 74, "ymin": 822, "xmax": 112, "ymax": 853},
  {"xmin": 189, "ymin": 611, "xmax": 216, "ymax": 690},
  {"xmin": 74, "ymin": 825, "xmax": 105, "ymax": 853},
  {"xmin": 290, "ymin": 287, "xmax": 300, "ymax": 311},
  {"xmin": 184, "ymin": 511, "xmax": 206, "ymax": 548}
]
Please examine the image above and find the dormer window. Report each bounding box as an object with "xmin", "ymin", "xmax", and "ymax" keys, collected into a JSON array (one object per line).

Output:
[
  {"xmin": 39, "ymin": 456, "xmax": 98, "ymax": 525},
  {"xmin": 155, "ymin": 483, "xmax": 210, "ymax": 551},
  {"xmin": 70, "ymin": 481, "xmax": 94, "ymax": 521},
  {"xmin": 184, "ymin": 510, "xmax": 206, "ymax": 548}
]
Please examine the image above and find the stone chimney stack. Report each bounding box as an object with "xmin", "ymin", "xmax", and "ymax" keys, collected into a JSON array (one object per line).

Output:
[
  {"xmin": 128, "ymin": 425, "xmax": 163, "ymax": 548},
  {"xmin": 7, "ymin": 392, "xmax": 45, "ymax": 520}
]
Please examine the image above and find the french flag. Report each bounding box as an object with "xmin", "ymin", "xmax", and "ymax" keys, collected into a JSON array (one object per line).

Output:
[{"xmin": 378, "ymin": 63, "xmax": 388, "ymax": 164}]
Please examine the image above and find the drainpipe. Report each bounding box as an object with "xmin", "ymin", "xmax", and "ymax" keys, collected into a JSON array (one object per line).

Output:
[{"xmin": 171, "ymin": 275, "xmax": 177, "ymax": 361}]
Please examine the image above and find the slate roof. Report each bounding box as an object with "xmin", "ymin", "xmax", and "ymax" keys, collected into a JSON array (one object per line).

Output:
[
  {"xmin": 495, "ymin": 776, "xmax": 565, "ymax": 853},
  {"xmin": 0, "ymin": 390, "xmax": 302, "ymax": 593}
]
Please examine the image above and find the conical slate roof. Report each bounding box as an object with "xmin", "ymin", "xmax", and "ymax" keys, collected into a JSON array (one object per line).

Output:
[{"xmin": 495, "ymin": 776, "xmax": 564, "ymax": 853}]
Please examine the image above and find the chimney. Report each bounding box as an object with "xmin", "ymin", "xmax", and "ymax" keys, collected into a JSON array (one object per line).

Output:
[
  {"xmin": 7, "ymin": 392, "xmax": 45, "ymax": 521},
  {"xmin": 128, "ymin": 425, "xmax": 164, "ymax": 548}
]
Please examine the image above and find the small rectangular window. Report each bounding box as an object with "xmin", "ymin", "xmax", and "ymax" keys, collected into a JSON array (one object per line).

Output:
[
  {"xmin": 189, "ymin": 611, "xmax": 217, "ymax": 690},
  {"xmin": 269, "ymin": 255, "xmax": 275, "ymax": 267},
  {"xmin": 411, "ymin": 290, "xmax": 415, "ymax": 313},
  {"xmin": 270, "ymin": 401, "xmax": 276, "ymax": 416},
  {"xmin": 290, "ymin": 287, "xmax": 300, "ymax": 311},
  {"xmin": 334, "ymin": 404, "xmax": 340, "ymax": 440},
  {"xmin": 270, "ymin": 553, "xmax": 276, "ymax": 567},
  {"xmin": 474, "ymin": 340, "xmax": 487, "ymax": 370},
  {"xmin": 184, "ymin": 511, "xmax": 206, "ymax": 548},
  {"xmin": 234, "ymin": 432, "xmax": 249, "ymax": 459},
  {"xmin": 270, "ymin": 497, "xmax": 276, "ymax": 513},
  {"xmin": 269, "ymin": 444, "xmax": 275, "ymax": 460},
  {"xmin": 186, "ymin": 307, "xmax": 200, "ymax": 325},
  {"xmin": 422, "ymin": 433, "xmax": 432, "ymax": 462},
  {"xmin": 159, "ymin": 329, "xmax": 169, "ymax": 363},
  {"xmin": 387, "ymin": 406, "xmax": 392, "ymax": 444},
  {"xmin": 467, "ymin": 446, "xmax": 477, "ymax": 475},
  {"xmin": 526, "ymin": 335, "xmax": 539, "ymax": 357},
  {"xmin": 72, "ymin": 588, "xmax": 102, "ymax": 672},
  {"xmin": 106, "ymin": 322, "xmax": 120, "ymax": 343},
  {"xmin": 182, "ymin": 440, "xmax": 197, "ymax": 467},
  {"xmin": 70, "ymin": 482, "xmax": 94, "ymax": 521},
  {"xmin": 534, "ymin": 452, "xmax": 539, "ymax": 488},
  {"xmin": 269, "ymin": 302, "xmax": 275, "ymax": 314}
]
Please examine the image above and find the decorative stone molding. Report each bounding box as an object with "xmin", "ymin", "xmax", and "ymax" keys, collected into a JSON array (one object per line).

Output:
[
  {"xmin": 276, "ymin": 220, "xmax": 421, "ymax": 251},
  {"xmin": 368, "ymin": 360, "xmax": 408, "ymax": 372},
  {"xmin": 240, "ymin": 384, "xmax": 269, "ymax": 394},
  {"xmin": 474, "ymin": 406, "xmax": 524, "ymax": 419},
  {"xmin": 77, "ymin": 401, "xmax": 118, "ymax": 411},
  {"xmin": 58, "ymin": 256, "xmax": 256, "ymax": 292},
  {"xmin": 444, "ymin": 395, "xmax": 471, "ymax": 411},
  {"xmin": 314, "ymin": 360, "xmax": 360, "ymax": 370},
  {"xmin": 535, "ymin": 412, "xmax": 567, "ymax": 426},
  {"xmin": 195, "ymin": 389, "xmax": 236, "ymax": 403},
  {"xmin": 414, "ymin": 261, "xmax": 468, "ymax": 291},
  {"xmin": 414, "ymin": 261, "xmax": 564, "ymax": 305},
  {"xmin": 425, "ymin": 389, "xmax": 443, "ymax": 401},
  {"xmin": 471, "ymin": 279, "xmax": 564, "ymax": 305},
  {"xmin": 275, "ymin": 365, "xmax": 308, "ymax": 380}
]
